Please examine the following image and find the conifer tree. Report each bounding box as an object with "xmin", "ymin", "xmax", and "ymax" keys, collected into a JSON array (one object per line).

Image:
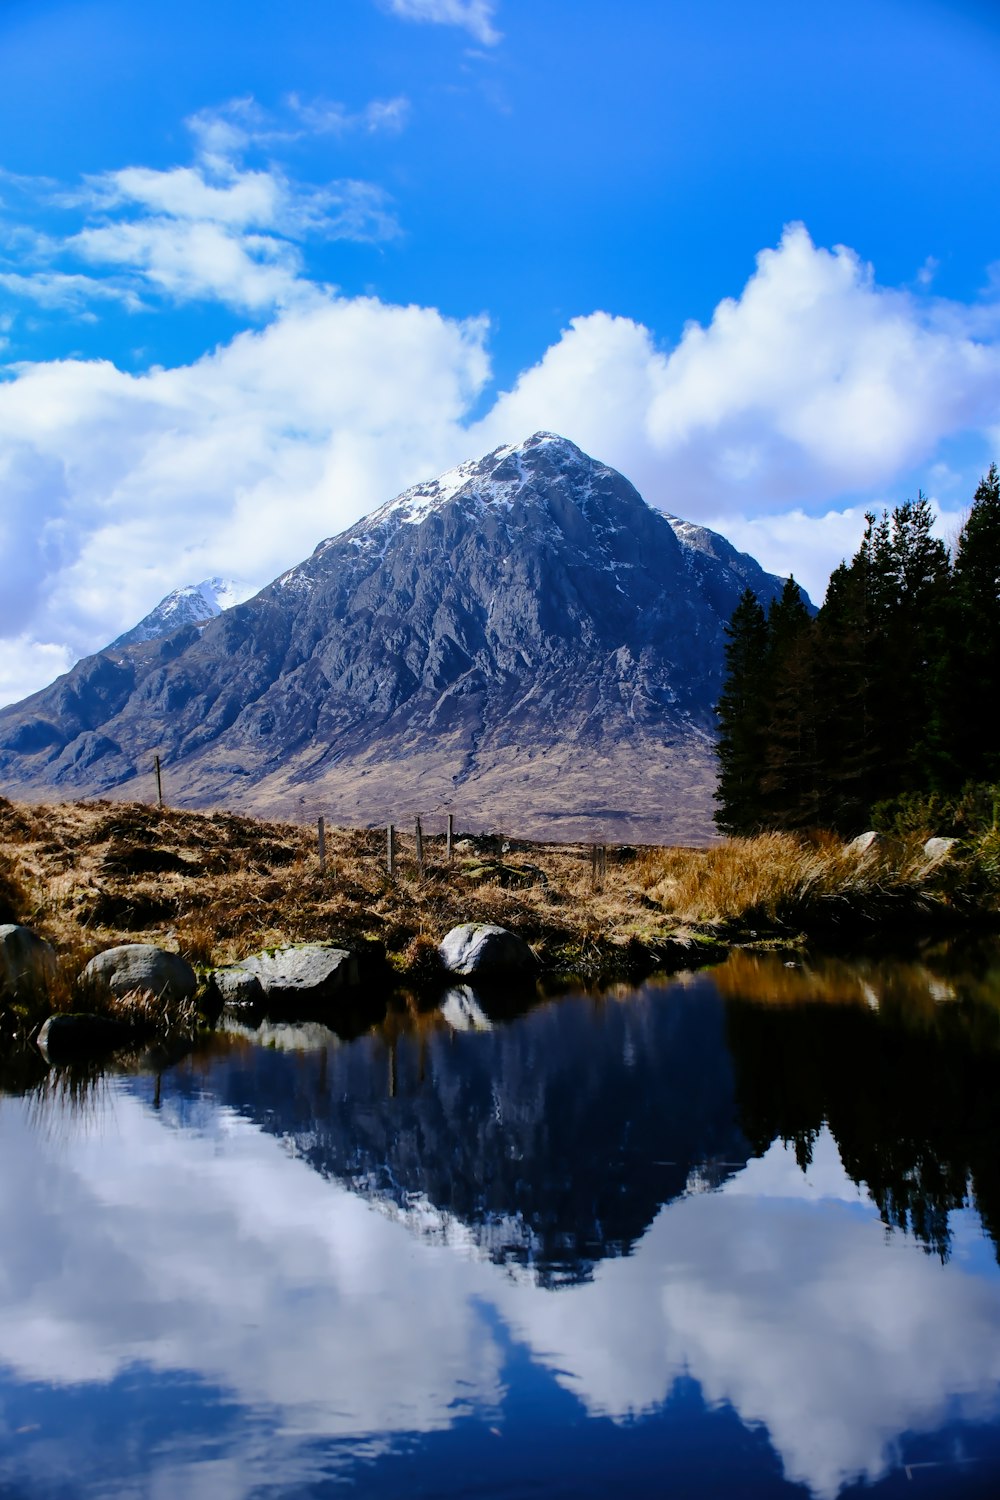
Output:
[
  {"xmin": 950, "ymin": 463, "xmax": 1000, "ymax": 783},
  {"xmin": 880, "ymin": 494, "xmax": 951, "ymax": 800},
  {"xmin": 811, "ymin": 497, "xmax": 949, "ymax": 822},
  {"xmin": 713, "ymin": 478, "xmax": 991, "ymax": 836},
  {"xmin": 714, "ymin": 587, "xmax": 769, "ymax": 834},
  {"xmin": 758, "ymin": 578, "xmax": 816, "ymax": 829},
  {"xmin": 811, "ymin": 558, "xmax": 873, "ymax": 830}
]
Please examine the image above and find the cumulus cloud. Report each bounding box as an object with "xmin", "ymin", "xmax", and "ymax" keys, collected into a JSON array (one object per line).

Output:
[
  {"xmin": 0, "ymin": 293, "xmax": 491, "ymax": 703},
  {"xmin": 703, "ymin": 501, "xmax": 968, "ymax": 607},
  {"xmin": 2, "ymin": 1091, "xmax": 999, "ymax": 1500},
  {"xmin": 476, "ymin": 224, "xmax": 1000, "ymax": 520},
  {"xmin": 3, "ymin": 221, "xmax": 1000, "ymax": 704},
  {"xmin": 381, "ymin": 0, "xmax": 501, "ymax": 46}
]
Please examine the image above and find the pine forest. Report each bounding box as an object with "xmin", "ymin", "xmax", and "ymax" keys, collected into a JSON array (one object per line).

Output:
[{"xmin": 714, "ymin": 464, "xmax": 1000, "ymax": 838}]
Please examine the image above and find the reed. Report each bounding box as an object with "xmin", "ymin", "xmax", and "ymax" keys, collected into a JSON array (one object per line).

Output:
[{"xmin": 638, "ymin": 830, "xmax": 935, "ymax": 931}]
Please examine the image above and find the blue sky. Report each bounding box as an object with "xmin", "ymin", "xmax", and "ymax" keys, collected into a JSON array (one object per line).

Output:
[{"xmin": 2, "ymin": 0, "xmax": 999, "ymax": 703}]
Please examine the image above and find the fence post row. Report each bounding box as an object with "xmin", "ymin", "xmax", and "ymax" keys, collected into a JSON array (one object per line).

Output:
[{"xmin": 154, "ymin": 755, "xmax": 163, "ymax": 808}]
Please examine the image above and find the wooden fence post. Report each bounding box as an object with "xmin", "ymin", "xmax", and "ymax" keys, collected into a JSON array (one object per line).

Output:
[
  {"xmin": 317, "ymin": 816, "xmax": 326, "ymax": 875},
  {"xmin": 415, "ymin": 816, "xmax": 424, "ymax": 873},
  {"xmin": 154, "ymin": 755, "xmax": 163, "ymax": 808},
  {"xmin": 387, "ymin": 823, "xmax": 395, "ymax": 877},
  {"xmin": 446, "ymin": 812, "xmax": 454, "ymax": 862}
]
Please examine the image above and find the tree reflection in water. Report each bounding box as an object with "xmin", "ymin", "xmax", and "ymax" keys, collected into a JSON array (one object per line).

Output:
[{"xmin": 718, "ymin": 946, "xmax": 1000, "ymax": 1262}]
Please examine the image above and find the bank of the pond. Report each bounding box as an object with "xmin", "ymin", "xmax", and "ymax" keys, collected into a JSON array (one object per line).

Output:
[{"xmin": 2, "ymin": 797, "xmax": 998, "ymax": 1057}]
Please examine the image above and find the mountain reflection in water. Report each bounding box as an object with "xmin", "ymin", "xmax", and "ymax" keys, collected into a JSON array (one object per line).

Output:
[{"xmin": 1, "ymin": 946, "xmax": 1000, "ymax": 1499}]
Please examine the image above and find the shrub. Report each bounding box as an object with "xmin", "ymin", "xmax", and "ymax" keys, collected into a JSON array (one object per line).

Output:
[{"xmin": 0, "ymin": 849, "xmax": 29, "ymax": 925}]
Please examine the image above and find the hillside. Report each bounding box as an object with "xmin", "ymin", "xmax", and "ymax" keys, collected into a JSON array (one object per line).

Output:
[{"xmin": 0, "ymin": 434, "xmax": 790, "ymax": 842}]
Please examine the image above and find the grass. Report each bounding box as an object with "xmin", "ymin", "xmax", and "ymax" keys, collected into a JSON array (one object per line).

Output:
[
  {"xmin": 1, "ymin": 797, "xmax": 996, "ymax": 1053},
  {"xmin": 636, "ymin": 829, "xmax": 949, "ymax": 935}
]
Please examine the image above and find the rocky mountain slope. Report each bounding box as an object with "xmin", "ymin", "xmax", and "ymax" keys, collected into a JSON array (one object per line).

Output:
[
  {"xmin": 165, "ymin": 981, "xmax": 749, "ymax": 1284},
  {"xmin": 0, "ymin": 434, "xmax": 791, "ymax": 841},
  {"xmin": 109, "ymin": 578, "xmax": 244, "ymax": 649}
]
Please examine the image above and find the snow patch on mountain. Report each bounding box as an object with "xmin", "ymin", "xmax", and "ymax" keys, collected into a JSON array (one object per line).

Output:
[
  {"xmin": 344, "ymin": 432, "xmax": 602, "ymax": 548},
  {"xmin": 109, "ymin": 577, "xmax": 247, "ymax": 650}
]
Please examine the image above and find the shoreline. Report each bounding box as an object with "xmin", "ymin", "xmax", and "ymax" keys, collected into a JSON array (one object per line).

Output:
[{"xmin": 3, "ymin": 797, "xmax": 998, "ymax": 1066}]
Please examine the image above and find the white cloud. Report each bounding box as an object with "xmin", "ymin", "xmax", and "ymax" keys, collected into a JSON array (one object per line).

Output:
[
  {"xmin": 0, "ymin": 96, "xmax": 403, "ymax": 325},
  {"xmin": 476, "ymin": 224, "xmax": 1000, "ymax": 519},
  {"xmin": 90, "ymin": 163, "xmax": 286, "ymax": 228},
  {"xmin": 3, "ymin": 221, "xmax": 1000, "ymax": 704},
  {"xmin": 382, "ymin": 0, "xmax": 501, "ymax": 46},
  {"xmin": 64, "ymin": 152, "xmax": 400, "ymax": 311},
  {"xmin": 70, "ymin": 219, "xmax": 308, "ymax": 312},
  {"xmin": 714, "ymin": 499, "xmax": 970, "ymax": 606},
  {"xmin": 286, "ymin": 93, "xmax": 411, "ymax": 136},
  {"xmin": 0, "ymin": 292, "xmax": 491, "ymax": 704},
  {"xmin": 0, "ymin": 269, "xmax": 143, "ymax": 312},
  {"xmin": 1, "ymin": 1093, "xmax": 999, "ymax": 1500},
  {"xmin": 0, "ymin": 636, "xmax": 75, "ymax": 704}
]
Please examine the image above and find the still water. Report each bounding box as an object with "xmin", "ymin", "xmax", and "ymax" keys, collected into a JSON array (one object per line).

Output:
[{"xmin": 3, "ymin": 946, "xmax": 1000, "ymax": 1499}]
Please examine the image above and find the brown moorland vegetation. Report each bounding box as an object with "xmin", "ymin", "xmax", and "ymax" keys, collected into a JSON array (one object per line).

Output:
[{"xmin": 1, "ymin": 798, "xmax": 995, "ymax": 1043}]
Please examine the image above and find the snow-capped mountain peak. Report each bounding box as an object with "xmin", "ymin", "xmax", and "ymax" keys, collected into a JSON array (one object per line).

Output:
[
  {"xmin": 109, "ymin": 577, "xmax": 246, "ymax": 650},
  {"xmin": 0, "ymin": 434, "xmax": 795, "ymax": 842},
  {"xmin": 346, "ymin": 432, "xmax": 600, "ymax": 544}
]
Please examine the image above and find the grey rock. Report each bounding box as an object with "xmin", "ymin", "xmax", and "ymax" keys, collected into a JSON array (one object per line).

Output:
[
  {"xmin": 0, "ymin": 924, "xmax": 57, "ymax": 1001},
  {"xmin": 923, "ymin": 836, "xmax": 957, "ymax": 864},
  {"xmin": 0, "ymin": 433, "xmax": 797, "ymax": 844},
  {"xmin": 846, "ymin": 831, "xmax": 881, "ymax": 856},
  {"xmin": 81, "ymin": 944, "xmax": 197, "ymax": 1002},
  {"xmin": 37, "ymin": 1012, "xmax": 132, "ymax": 1061},
  {"xmin": 439, "ymin": 923, "xmax": 536, "ymax": 978},
  {"xmin": 210, "ymin": 966, "xmax": 266, "ymax": 1010},
  {"xmin": 233, "ymin": 943, "xmax": 360, "ymax": 1004}
]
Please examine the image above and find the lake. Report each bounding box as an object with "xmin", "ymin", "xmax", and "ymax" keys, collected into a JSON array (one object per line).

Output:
[{"xmin": 2, "ymin": 944, "xmax": 1000, "ymax": 1498}]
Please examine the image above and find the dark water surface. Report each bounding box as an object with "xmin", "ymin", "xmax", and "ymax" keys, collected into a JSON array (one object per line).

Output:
[{"xmin": 3, "ymin": 944, "xmax": 1000, "ymax": 1498}]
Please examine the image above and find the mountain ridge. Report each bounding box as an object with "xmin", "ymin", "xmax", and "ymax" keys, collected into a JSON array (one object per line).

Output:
[
  {"xmin": 0, "ymin": 434, "xmax": 792, "ymax": 842},
  {"xmin": 109, "ymin": 577, "xmax": 245, "ymax": 650}
]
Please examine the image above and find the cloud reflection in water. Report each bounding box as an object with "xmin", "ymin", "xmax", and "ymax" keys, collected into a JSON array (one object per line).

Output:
[{"xmin": 2, "ymin": 1081, "xmax": 1000, "ymax": 1498}]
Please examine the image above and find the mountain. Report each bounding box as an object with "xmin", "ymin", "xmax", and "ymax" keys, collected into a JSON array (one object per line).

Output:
[
  {"xmin": 0, "ymin": 433, "xmax": 792, "ymax": 842},
  {"xmin": 162, "ymin": 980, "xmax": 749, "ymax": 1284},
  {"xmin": 109, "ymin": 578, "xmax": 245, "ymax": 649}
]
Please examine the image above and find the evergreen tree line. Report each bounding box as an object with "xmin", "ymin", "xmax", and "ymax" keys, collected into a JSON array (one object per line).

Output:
[{"xmin": 715, "ymin": 464, "xmax": 1000, "ymax": 836}]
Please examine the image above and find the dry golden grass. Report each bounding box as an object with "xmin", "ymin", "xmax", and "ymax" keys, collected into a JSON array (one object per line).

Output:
[
  {"xmin": 0, "ymin": 796, "xmax": 985, "ymax": 1031},
  {"xmin": 0, "ymin": 796, "xmax": 679, "ymax": 982},
  {"xmin": 637, "ymin": 829, "xmax": 937, "ymax": 931}
]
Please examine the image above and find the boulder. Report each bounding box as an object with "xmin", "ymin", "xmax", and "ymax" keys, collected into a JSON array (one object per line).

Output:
[
  {"xmin": 81, "ymin": 944, "xmax": 197, "ymax": 1003},
  {"xmin": 438, "ymin": 923, "xmax": 537, "ymax": 978},
  {"xmin": 209, "ymin": 966, "xmax": 266, "ymax": 1011},
  {"xmin": 232, "ymin": 943, "xmax": 360, "ymax": 1006},
  {"xmin": 846, "ymin": 831, "xmax": 880, "ymax": 856},
  {"xmin": 37, "ymin": 1012, "xmax": 133, "ymax": 1062},
  {"xmin": 923, "ymin": 836, "xmax": 957, "ymax": 865},
  {"xmin": 0, "ymin": 924, "xmax": 57, "ymax": 1001}
]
